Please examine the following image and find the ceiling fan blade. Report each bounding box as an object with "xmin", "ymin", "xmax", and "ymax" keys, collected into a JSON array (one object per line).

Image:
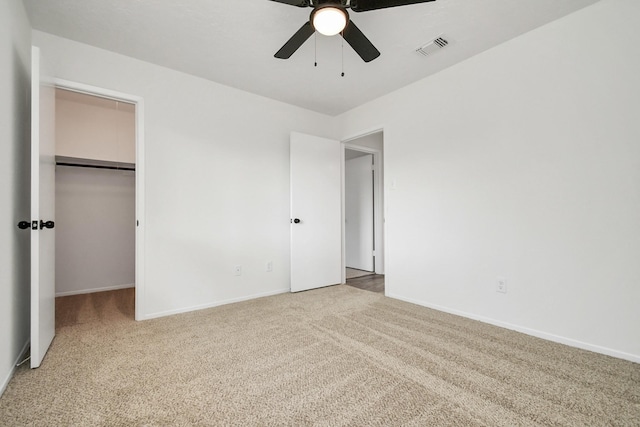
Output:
[
  {"xmin": 269, "ymin": 0, "xmax": 310, "ymax": 7},
  {"xmin": 351, "ymin": 0, "xmax": 436, "ymax": 13},
  {"xmin": 342, "ymin": 20, "xmax": 380, "ymax": 63},
  {"xmin": 275, "ymin": 22, "xmax": 315, "ymax": 59}
]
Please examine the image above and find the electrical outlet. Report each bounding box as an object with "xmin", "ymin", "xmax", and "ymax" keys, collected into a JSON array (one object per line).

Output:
[
  {"xmin": 496, "ymin": 277, "xmax": 507, "ymax": 294},
  {"xmin": 234, "ymin": 265, "xmax": 242, "ymax": 276},
  {"xmin": 266, "ymin": 261, "xmax": 273, "ymax": 272}
]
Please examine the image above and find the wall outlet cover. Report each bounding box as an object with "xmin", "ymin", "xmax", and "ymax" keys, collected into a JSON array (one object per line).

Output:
[{"xmin": 497, "ymin": 277, "xmax": 507, "ymax": 293}]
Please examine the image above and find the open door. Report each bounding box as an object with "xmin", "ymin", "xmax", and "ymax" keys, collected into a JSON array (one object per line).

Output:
[
  {"xmin": 30, "ymin": 46, "xmax": 56, "ymax": 368},
  {"xmin": 345, "ymin": 153, "xmax": 374, "ymax": 272},
  {"xmin": 290, "ymin": 132, "xmax": 342, "ymax": 292}
]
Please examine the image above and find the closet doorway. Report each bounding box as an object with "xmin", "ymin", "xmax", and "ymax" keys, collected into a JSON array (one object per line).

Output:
[{"xmin": 54, "ymin": 87, "xmax": 141, "ymax": 324}]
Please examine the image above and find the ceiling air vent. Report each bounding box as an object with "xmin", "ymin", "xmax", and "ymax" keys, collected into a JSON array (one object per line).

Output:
[{"xmin": 416, "ymin": 36, "xmax": 449, "ymax": 56}]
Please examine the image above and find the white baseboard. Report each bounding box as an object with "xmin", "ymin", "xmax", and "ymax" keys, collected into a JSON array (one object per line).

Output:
[
  {"xmin": 0, "ymin": 339, "xmax": 30, "ymax": 398},
  {"xmin": 387, "ymin": 293, "xmax": 640, "ymax": 364},
  {"xmin": 56, "ymin": 283, "xmax": 135, "ymax": 297},
  {"xmin": 141, "ymin": 288, "xmax": 290, "ymax": 320}
]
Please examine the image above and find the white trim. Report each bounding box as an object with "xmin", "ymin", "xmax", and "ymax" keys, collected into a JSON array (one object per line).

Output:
[
  {"xmin": 340, "ymin": 144, "xmax": 346, "ymax": 284},
  {"xmin": 342, "ymin": 127, "xmax": 385, "ymax": 144},
  {"xmin": 0, "ymin": 340, "xmax": 30, "ymax": 397},
  {"xmin": 140, "ymin": 288, "xmax": 290, "ymax": 320},
  {"xmin": 134, "ymin": 98, "xmax": 145, "ymax": 321},
  {"xmin": 387, "ymin": 293, "xmax": 640, "ymax": 364},
  {"xmin": 55, "ymin": 284, "xmax": 135, "ymax": 298},
  {"xmin": 52, "ymin": 79, "xmax": 145, "ymax": 321}
]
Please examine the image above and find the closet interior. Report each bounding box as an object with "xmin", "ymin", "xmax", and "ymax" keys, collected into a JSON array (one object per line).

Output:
[{"xmin": 54, "ymin": 89, "xmax": 136, "ymax": 310}]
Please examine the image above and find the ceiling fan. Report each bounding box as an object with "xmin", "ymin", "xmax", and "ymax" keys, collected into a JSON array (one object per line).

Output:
[{"xmin": 270, "ymin": 0, "xmax": 436, "ymax": 63}]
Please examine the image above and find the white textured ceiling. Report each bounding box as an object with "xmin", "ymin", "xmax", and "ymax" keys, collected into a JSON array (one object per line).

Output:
[{"xmin": 23, "ymin": 0, "xmax": 599, "ymax": 116}]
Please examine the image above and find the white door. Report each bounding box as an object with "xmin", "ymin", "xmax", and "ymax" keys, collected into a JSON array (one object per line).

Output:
[
  {"xmin": 345, "ymin": 154, "xmax": 374, "ymax": 271},
  {"xmin": 30, "ymin": 47, "xmax": 56, "ymax": 368},
  {"xmin": 290, "ymin": 132, "xmax": 342, "ymax": 292}
]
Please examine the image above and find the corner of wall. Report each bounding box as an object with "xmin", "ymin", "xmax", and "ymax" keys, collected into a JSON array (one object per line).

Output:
[{"xmin": 0, "ymin": 0, "xmax": 33, "ymax": 398}]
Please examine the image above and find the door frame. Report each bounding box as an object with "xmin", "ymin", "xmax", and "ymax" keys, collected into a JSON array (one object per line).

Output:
[
  {"xmin": 341, "ymin": 129, "xmax": 385, "ymax": 284},
  {"xmin": 53, "ymin": 79, "xmax": 146, "ymax": 321}
]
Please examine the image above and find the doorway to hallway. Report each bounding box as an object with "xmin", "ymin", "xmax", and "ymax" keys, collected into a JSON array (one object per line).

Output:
[{"xmin": 343, "ymin": 130, "xmax": 385, "ymax": 295}]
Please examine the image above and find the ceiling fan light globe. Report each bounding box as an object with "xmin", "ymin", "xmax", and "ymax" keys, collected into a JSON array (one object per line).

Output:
[{"xmin": 312, "ymin": 7, "xmax": 347, "ymax": 36}]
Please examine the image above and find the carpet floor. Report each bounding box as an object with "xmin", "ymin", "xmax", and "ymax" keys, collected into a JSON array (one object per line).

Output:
[{"xmin": 1, "ymin": 285, "xmax": 638, "ymax": 426}]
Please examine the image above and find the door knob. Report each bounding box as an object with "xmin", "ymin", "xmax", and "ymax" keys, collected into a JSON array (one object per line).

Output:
[
  {"xmin": 17, "ymin": 221, "xmax": 31, "ymax": 230},
  {"xmin": 293, "ymin": 218, "xmax": 301, "ymax": 224},
  {"xmin": 40, "ymin": 220, "xmax": 55, "ymax": 230}
]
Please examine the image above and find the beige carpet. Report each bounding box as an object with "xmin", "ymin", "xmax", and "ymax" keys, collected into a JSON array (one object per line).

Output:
[{"xmin": 1, "ymin": 285, "xmax": 639, "ymax": 426}]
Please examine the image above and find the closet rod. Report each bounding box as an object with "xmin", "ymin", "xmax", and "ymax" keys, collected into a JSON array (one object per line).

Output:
[{"xmin": 56, "ymin": 162, "xmax": 135, "ymax": 172}]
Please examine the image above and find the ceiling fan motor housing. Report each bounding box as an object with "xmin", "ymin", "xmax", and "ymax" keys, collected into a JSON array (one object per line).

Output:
[{"xmin": 315, "ymin": 0, "xmax": 348, "ymax": 6}]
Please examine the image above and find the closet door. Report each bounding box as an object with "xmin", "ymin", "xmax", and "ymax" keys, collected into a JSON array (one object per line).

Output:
[{"xmin": 30, "ymin": 46, "xmax": 56, "ymax": 368}]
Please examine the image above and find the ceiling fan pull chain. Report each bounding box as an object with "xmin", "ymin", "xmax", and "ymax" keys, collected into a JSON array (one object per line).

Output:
[
  {"xmin": 341, "ymin": 30, "xmax": 345, "ymax": 77},
  {"xmin": 314, "ymin": 32, "xmax": 317, "ymax": 67}
]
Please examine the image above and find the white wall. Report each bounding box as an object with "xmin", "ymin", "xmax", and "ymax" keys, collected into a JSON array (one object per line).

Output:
[
  {"xmin": 0, "ymin": 0, "xmax": 32, "ymax": 395},
  {"xmin": 33, "ymin": 31, "xmax": 337, "ymax": 319},
  {"xmin": 55, "ymin": 167, "xmax": 136, "ymax": 296},
  {"xmin": 337, "ymin": 0, "xmax": 640, "ymax": 362},
  {"xmin": 345, "ymin": 154, "xmax": 374, "ymax": 271},
  {"xmin": 56, "ymin": 90, "xmax": 136, "ymax": 164}
]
